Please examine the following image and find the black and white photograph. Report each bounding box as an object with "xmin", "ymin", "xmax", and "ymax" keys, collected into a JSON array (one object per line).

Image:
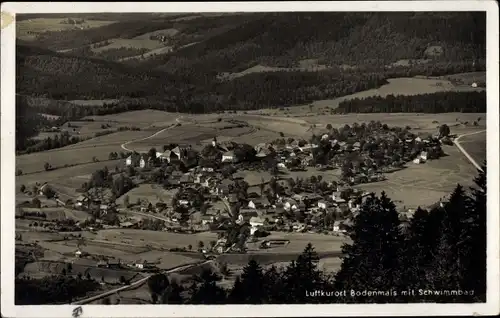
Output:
[{"xmin": 1, "ymin": 1, "xmax": 499, "ymax": 317}]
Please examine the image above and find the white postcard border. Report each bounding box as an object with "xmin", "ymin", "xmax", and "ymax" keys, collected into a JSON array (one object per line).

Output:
[{"xmin": 1, "ymin": 1, "xmax": 499, "ymax": 317}]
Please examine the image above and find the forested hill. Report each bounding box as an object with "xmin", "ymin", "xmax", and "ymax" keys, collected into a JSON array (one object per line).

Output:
[
  {"xmin": 142, "ymin": 12, "xmax": 486, "ymax": 73},
  {"xmin": 17, "ymin": 12, "xmax": 486, "ymax": 110},
  {"xmin": 16, "ymin": 44, "xmax": 181, "ymax": 100}
]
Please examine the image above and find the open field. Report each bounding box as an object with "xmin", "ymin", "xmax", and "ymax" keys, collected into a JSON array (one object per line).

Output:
[
  {"xmin": 133, "ymin": 28, "xmax": 180, "ymax": 40},
  {"xmin": 16, "ymin": 160, "xmax": 122, "ymax": 190},
  {"xmin": 19, "ymin": 207, "xmax": 92, "ymax": 221},
  {"xmin": 83, "ymin": 229, "xmax": 219, "ymax": 251},
  {"xmin": 69, "ymin": 99, "xmax": 119, "ymax": 106},
  {"xmin": 22, "ymin": 260, "xmax": 145, "ymax": 283},
  {"xmin": 219, "ymin": 60, "xmax": 333, "ymax": 80},
  {"xmin": 92, "ymin": 39, "xmax": 165, "ymax": 53},
  {"xmin": 245, "ymin": 77, "xmax": 485, "ymax": 114},
  {"xmin": 16, "ymin": 130, "xmax": 152, "ymax": 174},
  {"xmin": 16, "ymin": 18, "xmax": 116, "ymax": 41},
  {"xmin": 118, "ymin": 251, "xmax": 204, "ymax": 270},
  {"xmin": 294, "ymin": 113, "xmax": 486, "ymax": 133},
  {"xmin": 116, "ymin": 185, "xmax": 175, "ymax": 206},
  {"xmin": 354, "ymin": 144, "xmax": 478, "ymax": 210},
  {"xmin": 457, "ymin": 130, "xmax": 487, "ymax": 166},
  {"xmin": 85, "ymin": 110, "xmax": 179, "ymax": 126}
]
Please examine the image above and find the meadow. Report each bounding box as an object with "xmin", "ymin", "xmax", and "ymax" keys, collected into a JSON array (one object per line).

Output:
[
  {"xmin": 16, "ymin": 17, "xmax": 116, "ymax": 41},
  {"xmin": 457, "ymin": 130, "xmax": 487, "ymax": 166}
]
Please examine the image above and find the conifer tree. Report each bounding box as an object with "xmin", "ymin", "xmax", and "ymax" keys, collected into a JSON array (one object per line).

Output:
[
  {"xmin": 227, "ymin": 276, "xmax": 245, "ymax": 304},
  {"xmin": 188, "ymin": 268, "xmax": 227, "ymax": 304},
  {"xmin": 463, "ymin": 163, "xmax": 487, "ymax": 301},
  {"xmin": 280, "ymin": 244, "xmax": 326, "ymax": 303},
  {"xmin": 263, "ymin": 265, "xmax": 284, "ymax": 303},
  {"xmin": 334, "ymin": 192, "xmax": 403, "ymax": 303},
  {"xmin": 161, "ymin": 280, "xmax": 184, "ymax": 304},
  {"xmin": 231, "ymin": 259, "xmax": 266, "ymax": 304},
  {"xmin": 401, "ymin": 207, "xmax": 431, "ymax": 294}
]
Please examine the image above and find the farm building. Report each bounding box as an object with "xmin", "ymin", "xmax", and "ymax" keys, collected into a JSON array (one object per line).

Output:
[
  {"xmin": 161, "ymin": 150, "xmax": 180, "ymax": 163},
  {"xmin": 125, "ymin": 153, "xmax": 141, "ymax": 166},
  {"xmin": 318, "ymin": 200, "xmax": 329, "ymax": 209},
  {"xmin": 75, "ymin": 195, "xmax": 88, "ymax": 208},
  {"xmin": 283, "ymin": 199, "xmax": 299, "ymax": 212},
  {"xmin": 222, "ymin": 151, "xmax": 236, "ymax": 163},
  {"xmin": 249, "ymin": 216, "xmax": 265, "ymax": 235},
  {"xmin": 201, "ymin": 215, "xmax": 215, "ymax": 225},
  {"xmin": 139, "ymin": 154, "xmax": 150, "ymax": 169}
]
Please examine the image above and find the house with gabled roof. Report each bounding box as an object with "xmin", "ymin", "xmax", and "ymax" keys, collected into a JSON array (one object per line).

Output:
[
  {"xmin": 139, "ymin": 154, "xmax": 150, "ymax": 169},
  {"xmin": 222, "ymin": 151, "xmax": 236, "ymax": 163},
  {"xmin": 126, "ymin": 153, "xmax": 141, "ymax": 166}
]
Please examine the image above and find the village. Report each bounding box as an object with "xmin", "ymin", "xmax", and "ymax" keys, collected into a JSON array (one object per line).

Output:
[{"xmin": 16, "ymin": 120, "xmax": 453, "ymax": 274}]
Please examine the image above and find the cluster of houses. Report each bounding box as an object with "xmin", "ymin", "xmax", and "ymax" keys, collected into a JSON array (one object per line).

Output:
[{"xmin": 118, "ymin": 130, "xmax": 443, "ymax": 237}]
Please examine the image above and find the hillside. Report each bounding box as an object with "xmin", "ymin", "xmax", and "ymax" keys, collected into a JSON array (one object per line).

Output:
[
  {"xmin": 141, "ymin": 12, "xmax": 486, "ymax": 73},
  {"xmin": 16, "ymin": 12, "xmax": 486, "ymax": 113},
  {"xmin": 16, "ymin": 44, "xmax": 178, "ymax": 99}
]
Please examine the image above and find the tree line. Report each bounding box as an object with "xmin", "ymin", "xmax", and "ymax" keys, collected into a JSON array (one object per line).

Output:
[
  {"xmin": 335, "ymin": 91, "xmax": 486, "ymax": 113},
  {"xmin": 144, "ymin": 164, "xmax": 486, "ymax": 304}
]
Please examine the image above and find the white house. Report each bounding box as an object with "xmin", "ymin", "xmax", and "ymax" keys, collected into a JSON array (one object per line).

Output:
[
  {"xmin": 333, "ymin": 221, "xmax": 348, "ymax": 234},
  {"xmin": 75, "ymin": 249, "xmax": 82, "ymax": 258},
  {"xmin": 249, "ymin": 216, "xmax": 265, "ymax": 235},
  {"xmin": 249, "ymin": 216, "xmax": 264, "ymax": 227},
  {"xmin": 222, "ymin": 151, "xmax": 235, "ymax": 163},
  {"xmin": 201, "ymin": 215, "xmax": 214, "ymax": 225},
  {"xmin": 75, "ymin": 195, "xmax": 88, "ymax": 208},
  {"xmin": 248, "ymin": 200, "xmax": 256, "ymax": 209},
  {"xmin": 236, "ymin": 214, "xmax": 245, "ymax": 225},
  {"xmin": 413, "ymin": 158, "xmax": 421, "ymax": 164},
  {"xmin": 318, "ymin": 200, "xmax": 328, "ymax": 209},
  {"xmin": 277, "ymin": 162, "xmax": 287, "ymax": 169},
  {"xmin": 331, "ymin": 192, "xmax": 345, "ymax": 203},
  {"xmin": 284, "ymin": 200, "xmax": 299, "ymax": 212},
  {"xmin": 415, "ymin": 137, "xmax": 422, "ymax": 143},
  {"xmin": 135, "ymin": 262, "xmax": 145, "ymax": 269}
]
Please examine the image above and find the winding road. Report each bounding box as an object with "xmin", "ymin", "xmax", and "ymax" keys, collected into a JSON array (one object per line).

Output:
[
  {"xmin": 453, "ymin": 129, "xmax": 486, "ymax": 172},
  {"xmin": 120, "ymin": 116, "xmax": 183, "ymax": 152}
]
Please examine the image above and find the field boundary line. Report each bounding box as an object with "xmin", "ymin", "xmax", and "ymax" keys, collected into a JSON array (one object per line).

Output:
[
  {"xmin": 120, "ymin": 117, "xmax": 183, "ymax": 152},
  {"xmin": 453, "ymin": 129, "xmax": 486, "ymax": 171}
]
